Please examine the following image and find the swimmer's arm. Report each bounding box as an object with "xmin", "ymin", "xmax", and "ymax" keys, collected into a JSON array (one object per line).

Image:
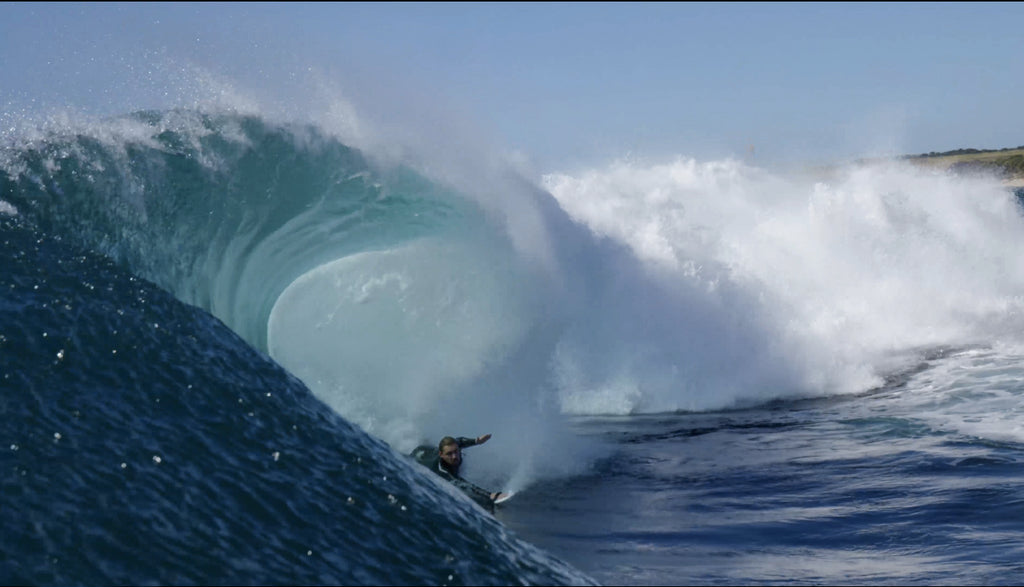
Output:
[{"xmin": 456, "ymin": 434, "xmax": 492, "ymax": 449}]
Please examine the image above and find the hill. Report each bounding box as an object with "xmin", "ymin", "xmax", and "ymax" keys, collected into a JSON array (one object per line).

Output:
[{"xmin": 900, "ymin": 146, "xmax": 1024, "ymax": 187}]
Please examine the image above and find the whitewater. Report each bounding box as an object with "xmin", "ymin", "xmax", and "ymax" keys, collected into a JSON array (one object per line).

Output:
[{"xmin": 3, "ymin": 98, "xmax": 1024, "ymax": 585}]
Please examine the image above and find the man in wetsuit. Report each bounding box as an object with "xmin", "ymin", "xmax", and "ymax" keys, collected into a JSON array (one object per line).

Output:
[{"xmin": 411, "ymin": 434, "xmax": 504, "ymax": 509}]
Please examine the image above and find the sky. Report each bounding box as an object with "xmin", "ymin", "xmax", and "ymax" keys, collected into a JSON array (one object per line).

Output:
[{"xmin": 2, "ymin": 2, "xmax": 1023, "ymax": 172}]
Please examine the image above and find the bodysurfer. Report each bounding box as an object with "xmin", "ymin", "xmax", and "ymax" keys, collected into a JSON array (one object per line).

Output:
[{"xmin": 410, "ymin": 434, "xmax": 510, "ymax": 510}]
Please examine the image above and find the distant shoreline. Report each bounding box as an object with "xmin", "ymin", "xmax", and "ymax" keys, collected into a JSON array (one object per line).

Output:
[
  {"xmin": 800, "ymin": 146, "xmax": 1024, "ymax": 188},
  {"xmin": 889, "ymin": 146, "xmax": 1024, "ymax": 187}
]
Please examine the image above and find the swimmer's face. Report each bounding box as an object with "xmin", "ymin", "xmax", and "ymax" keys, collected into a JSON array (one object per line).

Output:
[{"xmin": 439, "ymin": 445, "xmax": 462, "ymax": 470}]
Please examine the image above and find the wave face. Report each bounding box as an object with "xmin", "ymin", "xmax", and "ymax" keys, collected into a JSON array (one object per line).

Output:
[{"xmin": 0, "ymin": 111, "xmax": 596, "ymax": 585}]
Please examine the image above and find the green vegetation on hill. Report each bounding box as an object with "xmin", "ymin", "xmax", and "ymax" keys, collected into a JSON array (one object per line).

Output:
[
  {"xmin": 900, "ymin": 146, "xmax": 1024, "ymax": 181},
  {"xmin": 904, "ymin": 146, "xmax": 1024, "ymax": 159}
]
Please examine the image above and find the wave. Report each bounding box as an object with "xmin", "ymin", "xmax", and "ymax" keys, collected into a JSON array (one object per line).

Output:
[
  {"xmin": 4, "ymin": 108, "xmax": 1024, "ymax": 474},
  {"xmin": 0, "ymin": 108, "xmax": 595, "ymax": 488}
]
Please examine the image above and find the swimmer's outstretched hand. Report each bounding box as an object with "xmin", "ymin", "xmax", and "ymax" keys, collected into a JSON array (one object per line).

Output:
[{"xmin": 476, "ymin": 433, "xmax": 492, "ymax": 445}]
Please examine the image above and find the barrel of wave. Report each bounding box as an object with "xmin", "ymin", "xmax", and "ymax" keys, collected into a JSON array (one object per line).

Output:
[{"xmin": 266, "ymin": 238, "xmax": 537, "ymax": 453}]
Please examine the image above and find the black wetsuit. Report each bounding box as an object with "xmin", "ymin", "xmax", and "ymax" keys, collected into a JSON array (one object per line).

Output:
[{"xmin": 410, "ymin": 437, "xmax": 496, "ymax": 510}]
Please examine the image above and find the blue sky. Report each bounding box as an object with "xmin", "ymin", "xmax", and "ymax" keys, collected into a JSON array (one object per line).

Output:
[{"xmin": 3, "ymin": 2, "xmax": 1023, "ymax": 171}]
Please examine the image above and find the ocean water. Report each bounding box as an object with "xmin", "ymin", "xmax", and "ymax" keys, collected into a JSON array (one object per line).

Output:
[{"xmin": 3, "ymin": 108, "xmax": 1024, "ymax": 586}]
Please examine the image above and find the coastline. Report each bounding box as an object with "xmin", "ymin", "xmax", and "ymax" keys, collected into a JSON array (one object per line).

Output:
[
  {"xmin": 901, "ymin": 146, "xmax": 1024, "ymax": 188},
  {"xmin": 806, "ymin": 146, "xmax": 1024, "ymax": 189}
]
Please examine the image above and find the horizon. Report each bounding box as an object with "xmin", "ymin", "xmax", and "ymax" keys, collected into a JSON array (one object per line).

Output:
[{"xmin": 2, "ymin": 2, "xmax": 1023, "ymax": 173}]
